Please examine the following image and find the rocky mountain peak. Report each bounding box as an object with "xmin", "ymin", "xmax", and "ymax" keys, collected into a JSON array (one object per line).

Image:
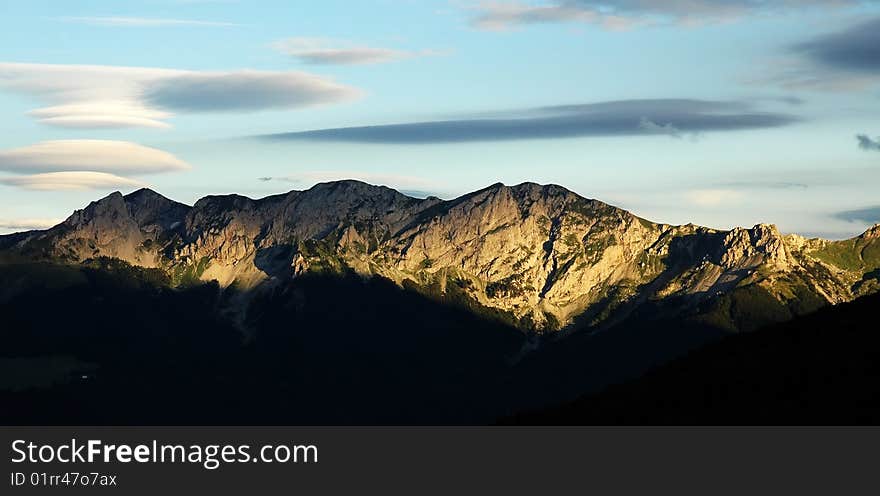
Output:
[
  {"xmin": 717, "ymin": 223, "xmax": 791, "ymax": 270},
  {"xmin": 63, "ymin": 191, "xmax": 129, "ymax": 229},
  {"xmin": 123, "ymin": 188, "xmax": 190, "ymax": 232}
]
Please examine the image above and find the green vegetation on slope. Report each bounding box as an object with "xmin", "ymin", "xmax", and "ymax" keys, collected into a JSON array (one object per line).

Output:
[{"xmin": 812, "ymin": 237, "xmax": 880, "ymax": 272}]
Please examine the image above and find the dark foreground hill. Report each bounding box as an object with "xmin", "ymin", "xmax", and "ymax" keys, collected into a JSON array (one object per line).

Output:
[
  {"xmin": 504, "ymin": 292, "xmax": 880, "ymax": 425},
  {"xmin": 0, "ymin": 260, "xmax": 522, "ymax": 424}
]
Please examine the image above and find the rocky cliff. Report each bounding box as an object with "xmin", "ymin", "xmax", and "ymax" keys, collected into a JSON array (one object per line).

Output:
[{"xmin": 3, "ymin": 181, "xmax": 878, "ymax": 332}]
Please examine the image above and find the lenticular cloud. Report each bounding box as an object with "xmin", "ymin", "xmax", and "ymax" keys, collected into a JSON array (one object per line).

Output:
[
  {"xmin": 0, "ymin": 140, "xmax": 191, "ymax": 175},
  {"xmin": 0, "ymin": 62, "xmax": 362, "ymax": 129},
  {"xmin": 0, "ymin": 171, "xmax": 147, "ymax": 191}
]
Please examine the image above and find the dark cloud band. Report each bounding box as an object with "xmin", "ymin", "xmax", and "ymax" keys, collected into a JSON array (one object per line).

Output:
[
  {"xmin": 857, "ymin": 134, "xmax": 880, "ymax": 151},
  {"xmin": 834, "ymin": 206, "xmax": 880, "ymax": 224},
  {"xmin": 794, "ymin": 18, "xmax": 880, "ymax": 74},
  {"xmin": 259, "ymin": 99, "xmax": 799, "ymax": 144}
]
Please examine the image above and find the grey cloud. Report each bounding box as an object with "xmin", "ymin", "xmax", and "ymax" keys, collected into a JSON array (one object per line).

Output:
[
  {"xmin": 857, "ymin": 134, "xmax": 880, "ymax": 151},
  {"xmin": 833, "ymin": 206, "xmax": 880, "ymax": 224},
  {"xmin": 761, "ymin": 17, "xmax": 880, "ymax": 92},
  {"xmin": 144, "ymin": 71, "xmax": 362, "ymax": 112},
  {"xmin": 638, "ymin": 117, "xmax": 685, "ymax": 138},
  {"xmin": 259, "ymin": 99, "xmax": 800, "ymax": 144},
  {"xmin": 794, "ymin": 18, "xmax": 880, "ymax": 74}
]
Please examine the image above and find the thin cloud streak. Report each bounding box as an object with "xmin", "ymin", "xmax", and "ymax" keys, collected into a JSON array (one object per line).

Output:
[
  {"xmin": 272, "ymin": 38, "xmax": 437, "ymax": 65},
  {"xmin": 470, "ymin": 1, "xmax": 861, "ymax": 31},
  {"xmin": 0, "ymin": 218, "xmax": 63, "ymax": 231},
  {"xmin": 58, "ymin": 16, "xmax": 239, "ymax": 27}
]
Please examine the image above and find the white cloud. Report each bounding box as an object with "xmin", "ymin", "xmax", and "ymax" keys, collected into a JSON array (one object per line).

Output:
[
  {"xmin": 0, "ymin": 62, "xmax": 362, "ymax": 129},
  {"xmin": 272, "ymin": 38, "xmax": 434, "ymax": 65},
  {"xmin": 27, "ymin": 102, "xmax": 173, "ymax": 129},
  {"xmin": 684, "ymin": 189, "xmax": 744, "ymax": 207},
  {"xmin": 58, "ymin": 16, "xmax": 238, "ymax": 27},
  {"xmin": 0, "ymin": 218, "xmax": 63, "ymax": 230},
  {"xmin": 0, "ymin": 172, "xmax": 147, "ymax": 191},
  {"xmin": 0, "ymin": 140, "xmax": 191, "ymax": 175}
]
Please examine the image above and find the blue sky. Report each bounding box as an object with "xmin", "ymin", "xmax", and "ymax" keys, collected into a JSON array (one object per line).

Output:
[{"xmin": 1, "ymin": 0, "xmax": 879, "ymax": 238}]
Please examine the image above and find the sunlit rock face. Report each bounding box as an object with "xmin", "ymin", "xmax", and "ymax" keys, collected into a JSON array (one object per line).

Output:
[{"xmin": 4, "ymin": 181, "xmax": 878, "ymax": 332}]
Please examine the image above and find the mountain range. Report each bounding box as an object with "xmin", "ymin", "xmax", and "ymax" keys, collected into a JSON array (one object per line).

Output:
[
  {"xmin": 1, "ymin": 181, "xmax": 878, "ymax": 423},
  {"xmin": 3, "ymin": 181, "xmax": 879, "ymax": 332}
]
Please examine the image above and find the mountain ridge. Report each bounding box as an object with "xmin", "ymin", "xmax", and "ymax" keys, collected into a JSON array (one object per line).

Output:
[{"xmin": 2, "ymin": 180, "xmax": 878, "ymax": 333}]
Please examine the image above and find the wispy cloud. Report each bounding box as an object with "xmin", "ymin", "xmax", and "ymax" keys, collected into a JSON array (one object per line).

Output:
[
  {"xmin": 470, "ymin": 1, "xmax": 860, "ymax": 31},
  {"xmin": 857, "ymin": 134, "xmax": 880, "ymax": 151},
  {"xmin": 471, "ymin": 2, "xmax": 634, "ymax": 31},
  {"xmin": 58, "ymin": 16, "xmax": 238, "ymax": 27},
  {"xmin": 0, "ymin": 62, "xmax": 362, "ymax": 129},
  {"xmin": 0, "ymin": 171, "xmax": 147, "ymax": 191},
  {"xmin": 259, "ymin": 99, "xmax": 799, "ymax": 144},
  {"xmin": 721, "ymin": 181, "xmax": 809, "ymax": 190},
  {"xmin": 0, "ymin": 218, "xmax": 62, "ymax": 231},
  {"xmin": 272, "ymin": 38, "xmax": 439, "ymax": 65},
  {"xmin": 0, "ymin": 140, "xmax": 191, "ymax": 175},
  {"xmin": 683, "ymin": 189, "xmax": 744, "ymax": 207}
]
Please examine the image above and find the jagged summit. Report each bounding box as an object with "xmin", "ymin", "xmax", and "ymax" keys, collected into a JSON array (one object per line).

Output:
[
  {"xmin": 2, "ymin": 181, "xmax": 879, "ymax": 331},
  {"xmin": 124, "ymin": 187, "xmax": 171, "ymax": 201}
]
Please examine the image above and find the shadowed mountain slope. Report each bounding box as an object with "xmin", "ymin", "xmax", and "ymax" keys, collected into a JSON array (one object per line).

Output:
[{"xmin": 504, "ymin": 291, "xmax": 880, "ymax": 425}]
